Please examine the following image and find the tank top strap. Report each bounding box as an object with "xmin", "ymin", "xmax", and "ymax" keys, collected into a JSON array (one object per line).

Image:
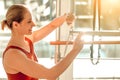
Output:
[
  {"xmin": 25, "ymin": 37, "xmax": 38, "ymax": 62},
  {"xmin": 3, "ymin": 46, "xmax": 32, "ymax": 58},
  {"xmin": 3, "ymin": 37, "xmax": 38, "ymax": 61},
  {"xmin": 25, "ymin": 37, "xmax": 33, "ymax": 53},
  {"xmin": 3, "ymin": 46, "xmax": 31, "ymax": 59}
]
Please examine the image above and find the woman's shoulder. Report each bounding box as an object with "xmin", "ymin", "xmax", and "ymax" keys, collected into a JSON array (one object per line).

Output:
[{"xmin": 3, "ymin": 46, "xmax": 27, "ymax": 59}]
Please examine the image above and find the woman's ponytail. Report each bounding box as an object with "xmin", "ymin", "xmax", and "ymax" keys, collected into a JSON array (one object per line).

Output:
[{"xmin": 1, "ymin": 20, "xmax": 8, "ymax": 30}]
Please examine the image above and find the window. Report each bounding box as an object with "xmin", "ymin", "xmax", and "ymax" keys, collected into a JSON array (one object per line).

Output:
[{"xmin": 72, "ymin": 0, "xmax": 120, "ymax": 79}]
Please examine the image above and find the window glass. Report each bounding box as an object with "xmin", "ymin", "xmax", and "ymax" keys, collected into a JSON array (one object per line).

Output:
[
  {"xmin": 73, "ymin": 0, "xmax": 120, "ymax": 79},
  {"xmin": 73, "ymin": 0, "xmax": 120, "ymax": 59}
]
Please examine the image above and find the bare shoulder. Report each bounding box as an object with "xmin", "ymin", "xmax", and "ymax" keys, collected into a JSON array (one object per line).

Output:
[
  {"xmin": 4, "ymin": 48, "xmax": 29, "ymax": 66},
  {"xmin": 3, "ymin": 49, "xmax": 28, "ymax": 73},
  {"xmin": 4, "ymin": 48, "xmax": 27, "ymax": 63}
]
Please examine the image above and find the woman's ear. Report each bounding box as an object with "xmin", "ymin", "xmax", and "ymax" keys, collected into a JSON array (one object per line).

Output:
[{"xmin": 12, "ymin": 21, "xmax": 20, "ymax": 28}]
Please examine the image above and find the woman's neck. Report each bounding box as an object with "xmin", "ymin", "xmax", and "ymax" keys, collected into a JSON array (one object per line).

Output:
[
  {"xmin": 7, "ymin": 32, "xmax": 30, "ymax": 53},
  {"xmin": 9, "ymin": 33, "xmax": 27, "ymax": 46}
]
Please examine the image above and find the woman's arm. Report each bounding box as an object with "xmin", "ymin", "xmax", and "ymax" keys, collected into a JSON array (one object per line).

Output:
[
  {"xmin": 31, "ymin": 14, "xmax": 67, "ymax": 43},
  {"xmin": 4, "ymin": 34, "xmax": 83, "ymax": 80},
  {"xmin": 31, "ymin": 13, "xmax": 74, "ymax": 43}
]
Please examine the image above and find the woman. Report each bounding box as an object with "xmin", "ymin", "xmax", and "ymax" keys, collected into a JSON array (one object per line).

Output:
[{"xmin": 1, "ymin": 4, "xmax": 84, "ymax": 80}]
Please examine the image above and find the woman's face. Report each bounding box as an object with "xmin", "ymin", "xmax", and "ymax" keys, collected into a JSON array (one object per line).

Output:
[{"xmin": 17, "ymin": 10, "xmax": 35, "ymax": 35}]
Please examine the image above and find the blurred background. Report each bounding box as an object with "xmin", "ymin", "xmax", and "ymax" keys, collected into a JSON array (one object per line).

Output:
[{"xmin": 0, "ymin": 0, "xmax": 120, "ymax": 80}]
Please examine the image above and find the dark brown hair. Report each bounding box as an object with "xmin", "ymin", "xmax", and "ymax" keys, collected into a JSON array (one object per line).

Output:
[{"xmin": 1, "ymin": 4, "xmax": 28, "ymax": 30}]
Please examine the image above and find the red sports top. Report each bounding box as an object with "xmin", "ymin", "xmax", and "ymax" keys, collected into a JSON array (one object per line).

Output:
[{"xmin": 2, "ymin": 37, "xmax": 38, "ymax": 80}]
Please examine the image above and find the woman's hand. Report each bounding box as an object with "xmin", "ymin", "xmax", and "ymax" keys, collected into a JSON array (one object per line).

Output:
[
  {"xmin": 66, "ymin": 13, "xmax": 75, "ymax": 25},
  {"xmin": 72, "ymin": 33, "xmax": 84, "ymax": 53}
]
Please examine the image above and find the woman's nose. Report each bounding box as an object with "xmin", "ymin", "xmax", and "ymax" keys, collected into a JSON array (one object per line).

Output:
[{"xmin": 32, "ymin": 21, "xmax": 36, "ymax": 27}]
